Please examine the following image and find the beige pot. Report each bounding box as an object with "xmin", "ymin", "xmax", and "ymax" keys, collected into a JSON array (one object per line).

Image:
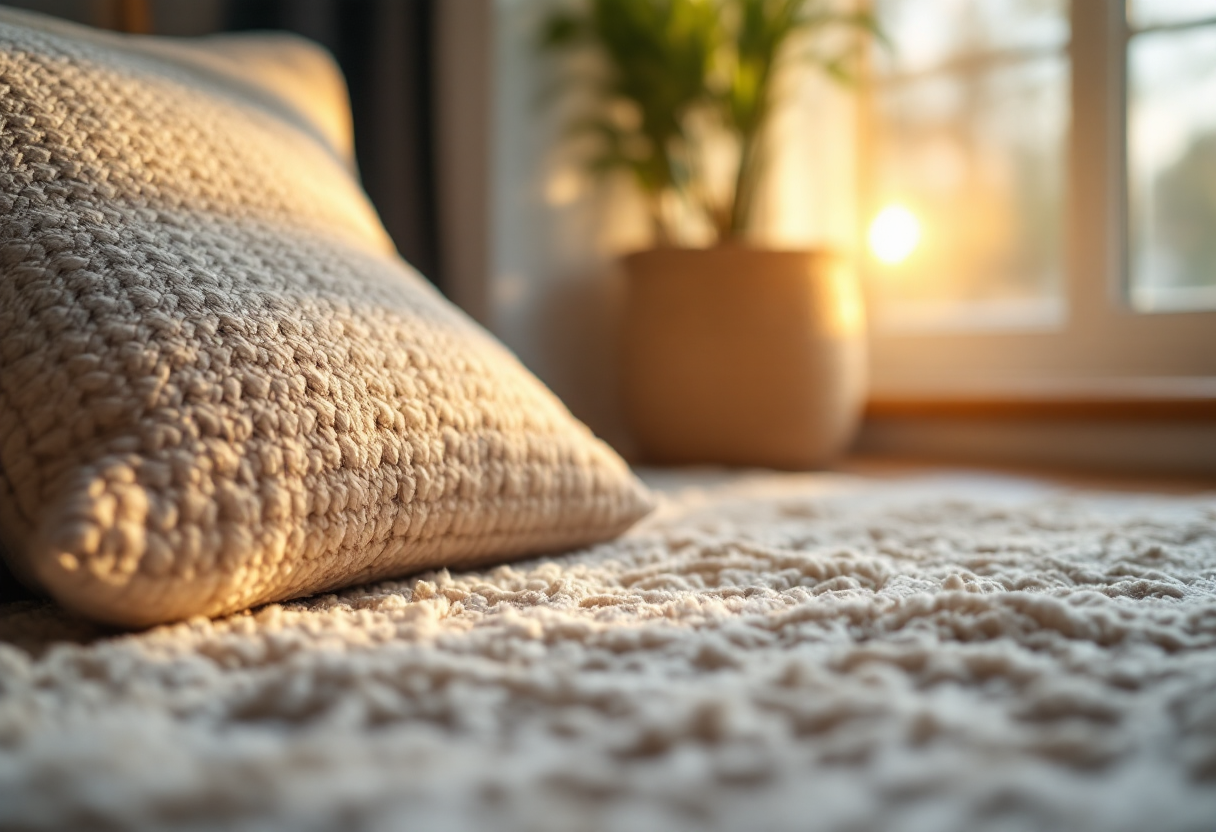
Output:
[{"xmin": 621, "ymin": 245, "xmax": 867, "ymax": 469}]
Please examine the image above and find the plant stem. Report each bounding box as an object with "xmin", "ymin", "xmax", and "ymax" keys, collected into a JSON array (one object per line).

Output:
[
  {"xmin": 728, "ymin": 97, "xmax": 772, "ymax": 239},
  {"xmin": 648, "ymin": 189, "xmax": 670, "ymax": 246}
]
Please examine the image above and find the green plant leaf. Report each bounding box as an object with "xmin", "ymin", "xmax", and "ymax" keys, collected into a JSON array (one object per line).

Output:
[{"xmin": 537, "ymin": 0, "xmax": 884, "ymax": 245}]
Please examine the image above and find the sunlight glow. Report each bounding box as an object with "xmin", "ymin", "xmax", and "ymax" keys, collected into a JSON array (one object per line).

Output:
[{"xmin": 868, "ymin": 205, "xmax": 921, "ymax": 264}]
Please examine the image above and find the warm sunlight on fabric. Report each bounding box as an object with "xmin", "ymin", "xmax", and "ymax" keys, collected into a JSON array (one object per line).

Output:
[{"xmin": 868, "ymin": 205, "xmax": 921, "ymax": 264}]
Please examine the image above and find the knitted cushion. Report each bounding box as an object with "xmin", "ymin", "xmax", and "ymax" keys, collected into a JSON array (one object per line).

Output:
[{"xmin": 0, "ymin": 10, "xmax": 652, "ymax": 627}]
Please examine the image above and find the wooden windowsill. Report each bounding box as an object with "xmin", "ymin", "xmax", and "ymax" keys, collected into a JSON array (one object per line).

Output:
[
  {"xmin": 834, "ymin": 455, "xmax": 1216, "ymax": 493},
  {"xmin": 866, "ymin": 377, "xmax": 1216, "ymax": 422}
]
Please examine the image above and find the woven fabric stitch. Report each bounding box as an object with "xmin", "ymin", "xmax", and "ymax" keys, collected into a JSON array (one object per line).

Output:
[{"xmin": 0, "ymin": 10, "xmax": 652, "ymax": 627}]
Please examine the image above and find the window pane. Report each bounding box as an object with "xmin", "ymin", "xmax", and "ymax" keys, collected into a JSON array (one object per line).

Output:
[
  {"xmin": 1128, "ymin": 26, "xmax": 1216, "ymax": 312},
  {"xmin": 867, "ymin": 58, "xmax": 1068, "ymax": 330},
  {"xmin": 1128, "ymin": 0, "xmax": 1216, "ymax": 29},
  {"xmin": 873, "ymin": 0, "xmax": 1067, "ymax": 75}
]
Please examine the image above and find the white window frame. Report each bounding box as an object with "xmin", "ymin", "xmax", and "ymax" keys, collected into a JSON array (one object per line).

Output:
[{"xmin": 863, "ymin": 0, "xmax": 1216, "ymax": 400}]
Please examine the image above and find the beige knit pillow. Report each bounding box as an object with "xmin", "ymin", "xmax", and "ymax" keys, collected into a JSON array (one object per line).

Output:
[{"xmin": 0, "ymin": 10, "xmax": 652, "ymax": 627}]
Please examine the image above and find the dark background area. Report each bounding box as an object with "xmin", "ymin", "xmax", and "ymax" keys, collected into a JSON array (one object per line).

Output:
[{"xmin": 2, "ymin": 0, "xmax": 444, "ymax": 289}]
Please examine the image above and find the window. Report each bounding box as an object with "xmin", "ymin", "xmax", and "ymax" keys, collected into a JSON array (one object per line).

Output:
[
  {"xmin": 862, "ymin": 0, "xmax": 1216, "ymax": 397},
  {"xmin": 865, "ymin": 0, "xmax": 1069, "ymax": 332},
  {"xmin": 1127, "ymin": 0, "xmax": 1216, "ymax": 312}
]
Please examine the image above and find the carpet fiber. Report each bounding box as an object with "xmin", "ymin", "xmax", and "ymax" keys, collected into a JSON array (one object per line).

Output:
[{"xmin": 2, "ymin": 470, "xmax": 1215, "ymax": 831}]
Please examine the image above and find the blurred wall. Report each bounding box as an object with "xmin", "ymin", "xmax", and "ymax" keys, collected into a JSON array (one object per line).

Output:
[{"xmin": 434, "ymin": 0, "xmax": 494, "ymax": 327}]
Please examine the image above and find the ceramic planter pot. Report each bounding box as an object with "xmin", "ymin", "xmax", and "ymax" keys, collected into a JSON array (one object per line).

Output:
[{"xmin": 621, "ymin": 246, "xmax": 866, "ymax": 468}]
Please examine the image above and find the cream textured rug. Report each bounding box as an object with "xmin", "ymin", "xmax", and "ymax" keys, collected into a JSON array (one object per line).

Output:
[{"xmin": 1, "ymin": 470, "xmax": 1215, "ymax": 831}]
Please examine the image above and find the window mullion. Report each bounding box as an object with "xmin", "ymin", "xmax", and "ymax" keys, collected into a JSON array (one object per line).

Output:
[{"xmin": 1066, "ymin": 0, "xmax": 1126, "ymax": 339}]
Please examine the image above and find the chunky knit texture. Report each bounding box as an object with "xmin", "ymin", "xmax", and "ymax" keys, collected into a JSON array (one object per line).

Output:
[
  {"xmin": 1, "ymin": 470, "xmax": 1215, "ymax": 831},
  {"xmin": 0, "ymin": 10, "xmax": 652, "ymax": 626}
]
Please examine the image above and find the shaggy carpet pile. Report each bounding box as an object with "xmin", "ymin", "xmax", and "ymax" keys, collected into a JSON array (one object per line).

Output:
[{"xmin": 1, "ymin": 470, "xmax": 1215, "ymax": 831}]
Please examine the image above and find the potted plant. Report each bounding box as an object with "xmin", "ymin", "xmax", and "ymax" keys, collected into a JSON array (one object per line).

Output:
[{"xmin": 539, "ymin": 0, "xmax": 881, "ymax": 468}]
